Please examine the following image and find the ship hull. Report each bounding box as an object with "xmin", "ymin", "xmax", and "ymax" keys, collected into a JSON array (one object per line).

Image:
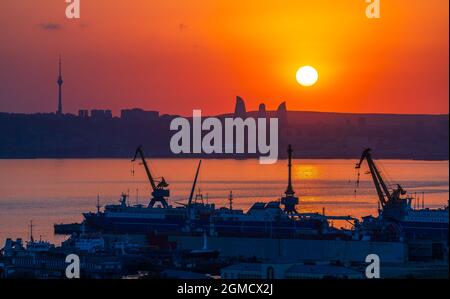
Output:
[
  {"xmin": 399, "ymin": 221, "xmax": 449, "ymax": 243},
  {"xmin": 83, "ymin": 214, "xmax": 328, "ymax": 239},
  {"xmin": 84, "ymin": 214, "xmax": 187, "ymax": 234}
]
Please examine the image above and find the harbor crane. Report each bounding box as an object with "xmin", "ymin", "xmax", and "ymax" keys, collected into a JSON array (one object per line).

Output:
[
  {"xmin": 132, "ymin": 145, "xmax": 169, "ymax": 208},
  {"xmin": 356, "ymin": 148, "xmax": 410, "ymax": 219}
]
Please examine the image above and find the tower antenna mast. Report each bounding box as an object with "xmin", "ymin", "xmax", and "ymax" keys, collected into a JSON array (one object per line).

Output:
[{"xmin": 57, "ymin": 55, "xmax": 63, "ymax": 115}]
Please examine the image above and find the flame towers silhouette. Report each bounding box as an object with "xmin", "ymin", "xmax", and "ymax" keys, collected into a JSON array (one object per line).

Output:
[{"xmin": 57, "ymin": 55, "xmax": 63, "ymax": 115}]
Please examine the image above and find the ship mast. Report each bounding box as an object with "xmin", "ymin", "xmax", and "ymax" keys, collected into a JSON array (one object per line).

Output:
[
  {"xmin": 188, "ymin": 160, "xmax": 202, "ymax": 207},
  {"xmin": 29, "ymin": 220, "xmax": 34, "ymax": 243},
  {"xmin": 285, "ymin": 144, "xmax": 295, "ymax": 196},
  {"xmin": 96, "ymin": 194, "xmax": 101, "ymax": 213},
  {"xmin": 281, "ymin": 144, "xmax": 299, "ymax": 214}
]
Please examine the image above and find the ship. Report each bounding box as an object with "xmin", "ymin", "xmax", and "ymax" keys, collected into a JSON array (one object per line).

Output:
[
  {"xmin": 355, "ymin": 148, "xmax": 449, "ymax": 243},
  {"xmin": 71, "ymin": 145, "xmax": 357, "ymax": 239},
  {"xmin": 82, "ymin": 146, "xmax": 216, "ymax": 235}
]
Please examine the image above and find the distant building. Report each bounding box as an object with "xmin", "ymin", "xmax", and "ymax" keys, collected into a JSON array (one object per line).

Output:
[
  {"xmin": 91, "ymin": 109, "xmax": 112, "ymax": 120},
  {"xmin": 258, "ymin": 103, "xmax": 266, "ymax": 118},
  {"xmin": 120, "ymin": 108, "xmax": 159, "ymax": 122},
  {"xmin": 358, "ymin": 117, "xmax": 367, "ymax": 126},
  {"xmin": 78, "ymin": 110, "xmax": 89, "ymax": 118},
  {"xmin": 276, "ymin": 101, "xmax": 288, "ymax": 125},
  {"xmin": 233, "ymin": 97, "xmax": 287, "ymax": 122},
  {"xmin": 234, "ymin": 96, "xmax": 247, "ymax": 118}
]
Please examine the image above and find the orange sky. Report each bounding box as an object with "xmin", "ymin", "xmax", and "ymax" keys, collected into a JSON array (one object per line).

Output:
[{"xmin": 0, "ymin": 0, "xmax": 448, "ymax": 115}]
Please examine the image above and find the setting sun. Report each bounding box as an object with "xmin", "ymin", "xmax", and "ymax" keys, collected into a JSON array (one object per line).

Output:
[{"xmin": 296, "ymin": 66, "xmax": 318, "ymax": 87}]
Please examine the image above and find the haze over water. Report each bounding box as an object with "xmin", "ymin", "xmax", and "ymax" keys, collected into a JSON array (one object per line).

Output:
[{"xmin": 0, "ymin": 159, "xmax": 448, "ymax": 244}]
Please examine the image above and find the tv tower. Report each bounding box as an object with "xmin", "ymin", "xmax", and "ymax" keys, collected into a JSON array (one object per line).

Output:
[{"xmin": 57, "ymin": 55, "xmax": 63, "ymax": 115}]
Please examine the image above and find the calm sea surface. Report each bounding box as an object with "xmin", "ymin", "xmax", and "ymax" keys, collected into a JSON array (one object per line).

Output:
[{"xmin": 0, "ymin": 159, "xmax": 448, "ymax": 244}]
